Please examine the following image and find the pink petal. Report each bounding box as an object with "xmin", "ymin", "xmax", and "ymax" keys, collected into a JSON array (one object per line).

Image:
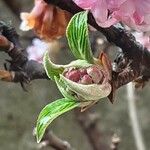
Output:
[
  {"xmin": 73, "ymin": 0, "xmax": 97, "ymax": 9},
  {"xmin": 96, "ymin": 17, "xmax": 118, "ymax": 28},
  {"xmin": 135, "ymin": 0, "xmax": 150, "ymax": 14},
  {"xmin": 133, "ymin": 11, "xmax": 144, "ymax": 24},
  {"xmin": 107, "ymin": 0, "xmax": 127, "ymax": 10},
  {"xmin": 91, "ymin": 0, "xmax": 112, "ymax": 27}
]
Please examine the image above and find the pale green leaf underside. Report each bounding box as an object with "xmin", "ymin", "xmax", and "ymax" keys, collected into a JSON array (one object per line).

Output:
[
  {"xmin": 60, "ymin": 75, "xmax": 112, "ymax": 101},
  {"xmin": 54, "ymin": 76, "xmax": 76, "ymax": 100},
  {"xmin": 66, "ymin": 11, "xmax": 94, "ymax": 63},
  {"xmin": 64, "ymin": 59, "xmax": 92, "ymax": 68},
  {"xmin": 36, "ymin": 98, "xmax": 79, "ymax": 143},
  {"xmin": 43, "ymin": 51, "xmax": 64, "ymax": 80}
]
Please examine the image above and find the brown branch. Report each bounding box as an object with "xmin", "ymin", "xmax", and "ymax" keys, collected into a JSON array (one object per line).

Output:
[
  {"xmin": 38, "ymin": 130, "xmax": 73, "ymax": 150},
  {"xmin": 74, "ymin": 109, "xmax": 109, "ymax": 150},
  {"xmin": 0, "ymin": 22, "xmax": 48, "ymax": 85}
]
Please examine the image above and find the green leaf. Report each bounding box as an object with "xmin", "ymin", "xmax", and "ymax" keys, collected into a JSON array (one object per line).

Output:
[
  {"xmin": 54, "ymin": 76, "xmax": 76, "ymax": 100},
  {"xmin": 36, "ymin": 98, "xmax": 79, "ymax": 143},
  {"xmin": 43, "ymin": 51, "xmax": 64, "ymax": 80},
  {"xmin": 64, "ymin": 59, "xmax": 92, "ymax": 68},
  {"xmin": 66, "ymin": 11, "xmax": 94, "ymax": 63}
]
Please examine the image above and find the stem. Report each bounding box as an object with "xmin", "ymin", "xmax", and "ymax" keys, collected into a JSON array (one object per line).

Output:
[{"xmin": 126, "ymin": 83, "xmax": 146, "ymax": 150}]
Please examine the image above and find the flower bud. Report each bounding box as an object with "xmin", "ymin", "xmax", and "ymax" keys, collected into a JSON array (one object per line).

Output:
[
  {"xmin": 80, "ymin": 75, "xmax": 93, "ymax": 84},
  {"xmin": 64, "ymin": 65, "xmax": 106, "ymax": 85},
  {"xmin": 87, "ymin": 66, "xmax": 104, "ymax": 84},
  {"xmin": 61, "ymin": 65, "xmax": 112, "ymax": 101},
  {"xmin": 43, "ymin": 51, "xmax": 112, "ymax": 103},
  {"xmin": 64, "ymin": 69, "xmax": 81, "ymax": 82}
]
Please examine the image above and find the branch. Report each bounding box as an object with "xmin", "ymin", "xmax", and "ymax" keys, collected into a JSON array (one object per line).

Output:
[
  {"xmin": 0, "ymin": 22, "xmax": 48, "ymax": 88},
  {"xmin": 74, "ymin": 109, "xmax": 109, "ymax": 150},
  {"xmin": 38, "ymin": 130, "xmax": 73, "ymax": 150}
]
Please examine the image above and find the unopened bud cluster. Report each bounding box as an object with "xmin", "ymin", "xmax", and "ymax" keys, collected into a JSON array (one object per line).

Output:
[{"xmin": 64, "ymin": 65, "xmax": 106, "ymax": 85}]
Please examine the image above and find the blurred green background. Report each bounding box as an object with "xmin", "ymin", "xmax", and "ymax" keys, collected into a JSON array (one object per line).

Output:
[{"xmin": 0, "ymin": 0, "xmax": 150, "ymax": 150}]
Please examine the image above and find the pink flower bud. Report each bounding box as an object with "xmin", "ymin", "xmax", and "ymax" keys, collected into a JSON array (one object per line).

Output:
[
  {"xmin": 79, "ymin": 68, "xmax": 87, "ymax": 77},
  {"xmin": 64, "ymin": 65, "xmax": 107, "ymax": 85},
  {"xmin": 79, "ymin": 74, "xmax": 93, "ymax": 84},
  {"xmin": 87, "ymin": 66, "xmax": 104, "ymax": 84},
  {"xmin": 65, "ymin": 69, "xmax": 81, "ymax": 82}
]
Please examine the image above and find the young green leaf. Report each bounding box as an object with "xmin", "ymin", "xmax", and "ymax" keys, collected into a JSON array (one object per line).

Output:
[
  {"xmin": 43, "ymin": 51, "xmax": 64, "ymax": 80},
  {"xmin": 36, "ymin": 98, "xmax": 79, "ymax": 143},
  {"xmin": 54, "ymin": 76, "xmax": 76, "ymax": 100},
  {"xmin": 66, "ymin": 11, "xmax": 94, "ymax": 63},
  {"xmin": 64, "ymin": 59, "xmax": 92, "ymax": 68}
]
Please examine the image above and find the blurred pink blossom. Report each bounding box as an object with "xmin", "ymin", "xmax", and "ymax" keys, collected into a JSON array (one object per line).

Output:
[
  {"xmin": 133, "ymin": 32, "xmax": 150, "ymax": 50},
  {"xmin": 73, "ymin": 0, "xmax": 118, "ymax": 27},
  {"xmin": 73, "ymin": 0, "xmax": 150, "ymax": 31},
  {"xmin": 112, "ymin": 0, "xmax": 150, "ymax": 31},
  {"xmin": 27, "ymin": 38, "xmax": 49, "ymax": 63},
  {"xmin": 73, "ymin": 0, "xmax": 97, "ymax": 9}
]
